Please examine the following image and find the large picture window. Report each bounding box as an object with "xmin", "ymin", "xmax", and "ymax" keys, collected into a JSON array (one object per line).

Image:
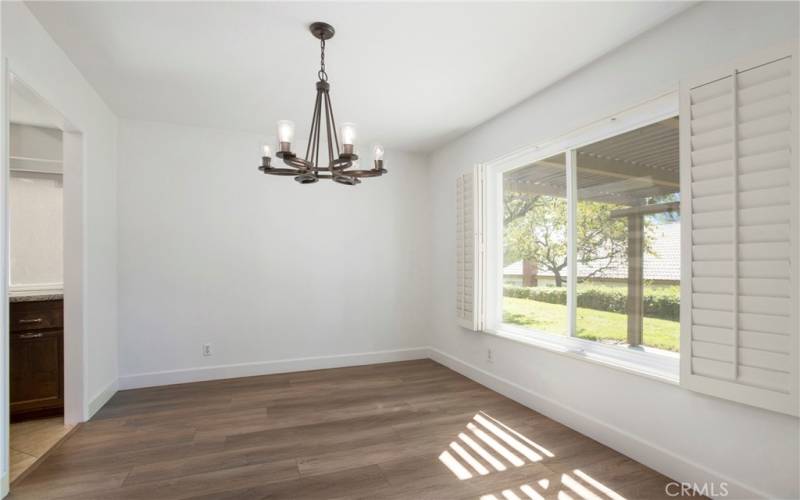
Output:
[
  {"xmin": 468, "ymin": 45, "xmax": 797, "ymax": 413},
  {"xmin": 499, "ymin": 116, "xmax": 680, "ymax": 358}
]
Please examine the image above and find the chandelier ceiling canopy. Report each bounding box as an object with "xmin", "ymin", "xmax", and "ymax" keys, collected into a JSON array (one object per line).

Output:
[{"xmin": 258, "ymin": 22, "xmax": 387, "ymax": 186}]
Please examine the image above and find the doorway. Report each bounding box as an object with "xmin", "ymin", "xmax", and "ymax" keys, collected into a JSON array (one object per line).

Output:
[{"xmin": 3, "ymin": 72, "xmax": 84, "ymax": 487}]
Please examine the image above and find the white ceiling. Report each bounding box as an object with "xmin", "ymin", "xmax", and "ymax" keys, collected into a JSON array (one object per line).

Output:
[{"xmin": 27, "ymin": 2, "xmax": 692, "ymax": 153}]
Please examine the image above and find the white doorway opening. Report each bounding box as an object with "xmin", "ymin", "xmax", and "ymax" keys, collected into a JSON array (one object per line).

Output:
[{"xmin": 1, "ymin": 68, "xmax": 86, "ymax": 491}]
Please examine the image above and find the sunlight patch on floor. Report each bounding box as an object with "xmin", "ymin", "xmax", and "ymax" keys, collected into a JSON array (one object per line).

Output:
[
  {"xmin": 479, "ymin": 473, "xmax": 631, "ymax": 500},
  {"xmin": 474, "ymin": 413, "xmax": 543, "ymax": 462},
  {"xmin": 438, "ymin": 449, "xmax": 473, "ymax": 480},
  {"xmin": 439, "ymin": 412, "xmax": 628, "ymax": 500},
  {"xmin": 451, "ymin": 441, "xmax": 490, "ymax": 475},
  {"xmin": 574, "ymin": 469, "xmax": 627, "ymax": 500},
  {"xmin": 467, "ymin": 422, "xmax": 526, "ymax": 467},
  {"xmin": 459, "ymin": 431, "xmax": 507, "ymax": 472},
  {"xmin": 562, "ymin": 473, "xmax": 604, "ymax": 500},
  {"xmin": 520, "ymin": 483, "xmax": 545, "ymax": 500}
]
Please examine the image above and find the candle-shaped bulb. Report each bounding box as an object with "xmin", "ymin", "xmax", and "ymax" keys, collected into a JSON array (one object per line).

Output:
[
  {"xmin": 340, "ymin": 123, "xmax": 357, "ymax": 145},
  {"xmin": 373, "ymin": 144, "xmax": 384, "ymax": 161},
  {"xmin": 340, "ymin": 123, "xmax": 357, "ymax": 155},
  {"xmin": 262, "ymin": 145, "xmax": 272, "ymax": 158},
  {"xmin": 276, "ymin": 120, "xmax": 295, "ymax": 152}
]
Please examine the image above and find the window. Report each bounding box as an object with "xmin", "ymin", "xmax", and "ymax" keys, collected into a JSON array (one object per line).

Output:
[
  {"xmin": 575, "ymin": 119, "xmax": 680, "ymax": 353},
  {"xmin": 481, "ymin": 99, "xmax": 682, "ymax": 377},
  {"xmin": 499, "ymin": 117, "xmax": 680, "ymax": 357},
  {"xmin": 468, "ymin": 45, "xmax": 798, "ymax": 413},
  {"xmin": 502, "ymin": 153, "xmax": 568, "ymax": 337}
]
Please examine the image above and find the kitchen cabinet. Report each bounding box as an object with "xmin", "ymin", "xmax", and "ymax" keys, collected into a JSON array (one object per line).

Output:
[{"xmin": 10, "ymin": 299, "xmax": 63, "ymax": 421}]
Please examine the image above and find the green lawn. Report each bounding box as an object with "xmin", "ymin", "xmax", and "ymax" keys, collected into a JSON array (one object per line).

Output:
[{"xmin": 503, "ymin": 297, "xmax": 679, "ymax": 352}]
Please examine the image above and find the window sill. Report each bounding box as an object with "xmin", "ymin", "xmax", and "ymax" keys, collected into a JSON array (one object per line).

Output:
[{"xmin": 484, "ymin": 324, "xmax": 679, "ymax": 385}]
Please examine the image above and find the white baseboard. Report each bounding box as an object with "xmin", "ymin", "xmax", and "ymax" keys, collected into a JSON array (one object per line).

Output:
[
  {"xmin": 428, "ymin": 347, "xmax": 765, "ymax": 500},
  {"xmin": 118, "ymin": 347, "xmax": 429, "ymax": 390},
  {"xmin": 87, "ymin": 378, "xmax": 118, "ymax": 419}
]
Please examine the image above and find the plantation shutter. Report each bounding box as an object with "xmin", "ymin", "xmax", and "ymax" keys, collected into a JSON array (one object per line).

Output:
[
  {"xmin": 680, "ymin": 45, "xmax": 799, "ymax": 416},
  {"xmin": 456, "ymin": 165, "xmax": 484, "ymax": 331}
]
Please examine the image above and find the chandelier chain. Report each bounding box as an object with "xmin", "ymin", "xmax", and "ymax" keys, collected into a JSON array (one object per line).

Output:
[{"xmin": 318, "ymin": 38, "xmax": 327, "ymax": 81}]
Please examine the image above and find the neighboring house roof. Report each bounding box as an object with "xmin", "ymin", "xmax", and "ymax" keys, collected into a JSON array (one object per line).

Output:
[{"xmin": 504, "ymin": 221, "xmax": 680, "ymax": 281}]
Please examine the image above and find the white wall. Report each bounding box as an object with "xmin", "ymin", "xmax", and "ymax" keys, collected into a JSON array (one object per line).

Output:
[
  {"xmin": 9, "ymin": 171, "xmax": 63, "ymax": 287},
  {"xmin": 428, "ymin": 2, "xmax": 799, "ymax": 499},
  {"xmin": 117, "ymin": 119, "xmax": 430, "ymax": 387},
  {"xmin": 9, "ymin": 123, "xmax": 63, "ymax": 289},
  {"xmin": 1, "ymin": 1, "xmax": 119, "ymax": 421}
]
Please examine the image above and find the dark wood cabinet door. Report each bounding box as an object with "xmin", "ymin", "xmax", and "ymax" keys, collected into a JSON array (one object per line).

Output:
[{"xmin": 10, "ymin": 329, "xmax": 64, "ymax": 419}]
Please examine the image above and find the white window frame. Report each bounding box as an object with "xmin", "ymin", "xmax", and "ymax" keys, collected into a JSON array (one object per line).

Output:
[{"xmin": 482, "ymin": 91, "xmax": 681, "ymax": 382}]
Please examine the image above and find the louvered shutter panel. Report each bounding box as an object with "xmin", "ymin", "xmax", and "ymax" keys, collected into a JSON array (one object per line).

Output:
[
  {"xmin": 456, "ymin": 165, "xmax": 484, "ymax": 331},
  {"xmin": 680, "ymin": 45, "xmax": 798, "ymax": 416}
]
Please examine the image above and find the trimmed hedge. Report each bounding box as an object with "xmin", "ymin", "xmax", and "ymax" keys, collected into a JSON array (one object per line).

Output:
[{"xmin": 504, "ymin": 284, "xmax": 679, "ymax": 321}]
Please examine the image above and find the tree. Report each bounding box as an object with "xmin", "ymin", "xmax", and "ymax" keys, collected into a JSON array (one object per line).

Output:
[
  {"xmin": 504, "ymin": 193, "xmax": 569, "ymax": 286},
  {"xmin": 504, "ymin": 191, "xmax": 651, "ymax": 287}
]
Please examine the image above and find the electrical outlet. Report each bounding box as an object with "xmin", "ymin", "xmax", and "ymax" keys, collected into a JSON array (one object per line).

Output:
[
  {"xmin": 487, "ymin": 348, "xmax": 494, "ymax": 363},
  {"xmin": 202, "ymin": 344, "xmax": 212, "ymax": 357}
]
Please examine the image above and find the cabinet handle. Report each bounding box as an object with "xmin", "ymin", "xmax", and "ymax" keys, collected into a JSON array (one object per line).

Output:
[
  {"xmin": 18, "ymin": 333, "xmax": 43, "ymax": 339},
  {"xmin": 18, "ymin": 318, "xmax": 43, "ymax": 324}
]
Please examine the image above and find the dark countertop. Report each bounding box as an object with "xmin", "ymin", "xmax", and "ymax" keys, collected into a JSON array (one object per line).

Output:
[{"xmin": 9, "ymin": 292, "xmax": 64, "ymax": 303}]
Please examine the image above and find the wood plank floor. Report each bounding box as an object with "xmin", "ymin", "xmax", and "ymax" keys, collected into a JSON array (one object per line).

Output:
[{"xmin": 9, "ymin": 360, "xmax": 692, "ymax": 499}]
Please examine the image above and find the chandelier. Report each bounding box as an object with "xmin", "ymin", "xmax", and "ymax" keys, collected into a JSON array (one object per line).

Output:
[{"xmin": 258, "ymin": 22, "xmax": 387, "ymax": 185}]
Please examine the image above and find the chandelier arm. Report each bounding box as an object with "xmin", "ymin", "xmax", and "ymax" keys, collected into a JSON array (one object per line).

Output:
[
  {"xmin": 323, "ymin": 90, "xmax": 335, "ymax": 169},
  {"xmin": 304, "ymin": 88, "xmax": 322, "ymax": 162},
  {"xmin": 341, "ymin": 168, "xmax": 387, "ymax": 178},
  {"xmin": 333, "ymin": 175, "xmax": 361, "ymax": 186},
  {"xmin": 323, "ymin": 91, "xmax": 341, "ymax": 158},
  {"xmin": 314, "ymin": 92, "xmax": 323, "ymax": 172},
  {"xmin": 281, "ymin": 156, "xmax": 312, "ymax": 170},
  {"xmin": 312, "ymin": 173, "xmax": 352, "ymax": 180},
  {"xmin": 330, "ymin": 157, "xmax": 351, "ymax": 171},
  {"xmin": 307, "ymin": 93, "xmax": 318, "ymax": 169},
  {"xmin": 314, "ymin": 89, "xmax": 323, "ymax": 171},
  {"xmin": 264, "ymin": 169, "xmax": 304, "ymax": 176}
]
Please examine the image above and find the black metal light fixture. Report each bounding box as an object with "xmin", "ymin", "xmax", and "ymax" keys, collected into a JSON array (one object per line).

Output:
[{"xmin": 258, "ymin": 22, "xmax": 387, "ymax": 185}]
